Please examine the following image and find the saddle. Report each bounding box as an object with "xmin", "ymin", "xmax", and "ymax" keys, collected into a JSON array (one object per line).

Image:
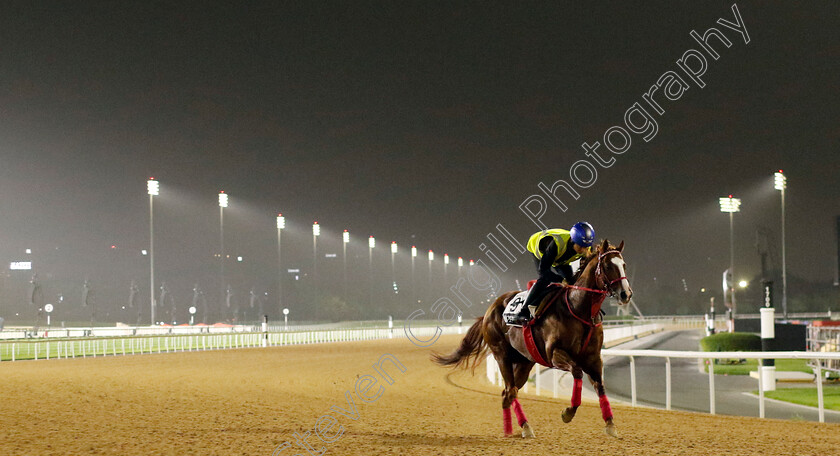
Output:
[{"xmin": 502, "ymin": 281, "xmax": 561, "ymax": 326}]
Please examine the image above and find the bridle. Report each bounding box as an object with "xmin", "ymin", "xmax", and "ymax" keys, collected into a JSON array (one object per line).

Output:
[
  {"xmin": 522, "ymin": 247, "xmax": 631, "ymax": 364},
  {"xmin": 594, "ymin": 250, "xmax": 628, "ymax": 297},
  {"xmin": 565, "ymin": 249, "xmax": 627, "ymax": 297},
  {"xmin": 560, "ymin": 248, "xmax": 628, "ymax": 352}
]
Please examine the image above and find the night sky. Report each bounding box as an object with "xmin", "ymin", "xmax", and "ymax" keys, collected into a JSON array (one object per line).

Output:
[{"xmin": 1, "ymin": 2, "xmax": 838, "ymax": 321}]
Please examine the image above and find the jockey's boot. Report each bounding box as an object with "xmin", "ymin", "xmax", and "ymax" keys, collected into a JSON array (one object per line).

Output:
[{"xmin": 513, "ymin": 303, "xmax": 534, "ymax": 325}]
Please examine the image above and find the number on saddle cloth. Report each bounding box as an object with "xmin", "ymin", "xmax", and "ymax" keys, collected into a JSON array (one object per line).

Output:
[{"xmin": 502, "ymin": 290, "xmax": 530, "ymax": 325}]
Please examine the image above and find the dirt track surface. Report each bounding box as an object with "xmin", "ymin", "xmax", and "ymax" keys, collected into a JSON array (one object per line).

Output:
[{"xmin": 1, "ymin": 334, "xmax": 838, "ymax": 455}]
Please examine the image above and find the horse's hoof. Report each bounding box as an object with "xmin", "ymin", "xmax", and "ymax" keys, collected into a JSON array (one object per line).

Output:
[
  {"xmin": 561, "ymin": 408, "xmax": 575, "ymax": 423},
  {"xmin": 604, "ymin": 422, "xmax": 619, "ymax": 438},
  {"xmin": 521, "ymin": 422, "xmax": 535, "ymax": 438}
]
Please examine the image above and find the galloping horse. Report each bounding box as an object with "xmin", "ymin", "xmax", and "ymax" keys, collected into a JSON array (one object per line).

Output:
[{"xmin": 432, "ymin": 239, "xmax": 633, "ymax": 438}]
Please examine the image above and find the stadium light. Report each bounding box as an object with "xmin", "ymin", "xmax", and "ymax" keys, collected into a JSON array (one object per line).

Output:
[
  {"xmin": 147, "ymin": 178, "xmax": 159, "ymax": 324},
  {"xmin": 342, "ymin": 230, "xmax": 349, "ymax": 302},
  {"xmin": 218, "ymin": 191, "xmax": 228, "ymax": 320},
  {"xmin": 719, "ymin": 195, "xmax": 741, "ymax": 322},
  {"xmin": 312, "ymin": 222, "xmax": 320, "ymax": 281},
  {"xmin": 276, "ymin": 213, "xmax": 285, "ymax": 315},
  {"xmin": 775, "ymin": 170, "xmax": 788, "ymax": 317}
]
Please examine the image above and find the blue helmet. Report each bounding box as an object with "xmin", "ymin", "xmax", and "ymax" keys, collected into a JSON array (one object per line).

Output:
[{"xmin": 570, "ymin": 222, "xmax": 595, "ymax": 247}]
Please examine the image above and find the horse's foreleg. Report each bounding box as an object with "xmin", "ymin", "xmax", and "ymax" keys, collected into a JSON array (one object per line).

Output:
[
  {"xmin": 547, "ymin": 349, "xmax": 580, "ymax": 424},
  {"xmin": 494, "ymin": 352, "xmax": 517, "ymax": 437},
  {"xmin": 561, "ymin": 367, "xmax": 584, "ymax": 423},
  {"xmin": 588, "ymin": 370, "xmax": 618, "ymax": 438},
  {"xmin": 511, "ymin": 362, "xmax": 536, "ymax": 438}
]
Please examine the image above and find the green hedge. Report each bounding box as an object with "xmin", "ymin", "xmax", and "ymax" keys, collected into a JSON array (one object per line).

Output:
[{"xmin": 700, "ymin": 332, "xmax": 761, "ymax": 352}]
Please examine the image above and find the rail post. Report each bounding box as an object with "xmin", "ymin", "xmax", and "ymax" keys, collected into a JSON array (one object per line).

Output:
[
  {"xmin": 665, "ymin": 357, "xmax": 671, "ymax": 410},
  {"xmin": 759, "ymin": 281, "xmax": 776, "ymax": 392},
  {"xmin": 708, "ymin": 358, "xmax": 715, "ymax": 414},
  {"xmin": 262, "ymin": 315, "xmax": 269, "ymax": 348},
  {"xmin": 758, "ymin": 362, "xmax": 765, "ymax": 418},
  {"xmin": 816, "ymin": 364, "xmax": 825, "ymax": 423},
  {"xmin": 630, "ymin": 355, "xmax": 637, "ymax": 407}
]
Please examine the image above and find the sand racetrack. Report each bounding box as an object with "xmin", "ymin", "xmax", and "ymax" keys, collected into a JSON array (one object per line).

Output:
[{"xmin": 2, "ymin": 334, "xmax": 838, "ymax": 455}]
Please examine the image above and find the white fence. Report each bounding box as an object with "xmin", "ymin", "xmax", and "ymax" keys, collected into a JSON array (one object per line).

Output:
[
  {"xmin": 0, "ymin": 324, "xmax": 465, "ymax": 362},
  {"xmin": 807, "ymin": 325, "xmax": 840, "ymax": 373},
  {"xmin": 485, "ymin": 343, "xmax": 839, "ymax": 423},
  {"xmin": 603, "ymin": 349, "xmax": 840, "ymax": 423}
]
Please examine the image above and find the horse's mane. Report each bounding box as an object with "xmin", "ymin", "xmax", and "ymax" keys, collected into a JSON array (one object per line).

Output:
[{"xmin": 578, "ymin": 240, "xmax": 618, "ymax": 274}]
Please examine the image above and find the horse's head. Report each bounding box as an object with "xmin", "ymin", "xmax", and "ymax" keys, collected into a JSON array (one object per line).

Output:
[{"xmin": 592, "ymin": 239, "xmax": 633, "ymax": 306}]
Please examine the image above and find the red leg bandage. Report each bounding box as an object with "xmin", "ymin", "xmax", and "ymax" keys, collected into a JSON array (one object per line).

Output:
[
  {"xmin": 512, "ymin": 398, "xmax": 528, "ymax": 427},
  {"xmin": 598, "ymin": 394, "xmax": 613, "ymax": 422},
  {"xmin": 503, "ymin": 408, "xmax": 513, "ymax": 435},
  {"xmin": 571, "ymin": 378, "xmax": 582, "ymax": 408}
]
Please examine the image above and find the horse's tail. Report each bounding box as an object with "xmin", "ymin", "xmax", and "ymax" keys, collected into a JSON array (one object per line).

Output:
[{"xmin": 431, "ymin": 316, "xmax": 487, "ymax": 372}]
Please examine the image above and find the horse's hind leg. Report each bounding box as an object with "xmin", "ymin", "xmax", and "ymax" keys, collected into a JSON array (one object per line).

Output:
[
  {"xmin": 511, "ymin": 362, "xmax": 536, "ymax": 438},
  {"xmin": 561, "ymin": 367, "xmax": 584, "ymax": 423},
  {"xmin": 587, "ymin": 366, "xmax": 618, "ymax": 438}
]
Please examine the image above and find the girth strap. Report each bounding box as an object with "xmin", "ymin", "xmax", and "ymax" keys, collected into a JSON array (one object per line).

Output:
[{"xmin": 523, "ymin": 324, "xmax": 551, "ymax": 368}]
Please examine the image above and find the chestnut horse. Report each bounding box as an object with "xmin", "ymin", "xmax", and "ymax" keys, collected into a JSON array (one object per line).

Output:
[{"xmin": 432, "ymin": 240, "xmax": 633, "ymax": 438}]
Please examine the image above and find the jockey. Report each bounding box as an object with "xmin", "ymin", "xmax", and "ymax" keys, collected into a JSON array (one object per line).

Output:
[{"xmin": 513, "ymin": 222, "xmax": 595, "ymax": 324}]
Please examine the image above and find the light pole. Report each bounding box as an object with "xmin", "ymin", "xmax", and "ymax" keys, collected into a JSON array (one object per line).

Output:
[
  {"xmin": 147, "ymin": 178, "xmax": 159, "ymax": 325},
  {"xmin": 774, "ymin": 170, "xmax": 788, "ymax": 317},
  {"xmin": 391, "ymin": 241, "xmax": 398, "ymax": 308},
  {"xmin": 343, "ymin": 230, "xmax": 349, "ymax": 302},
  {"xmin": 276, "ymin": 214, "xmax": 285, "ymax": 317},
  {"xmin": 428, "ymin": 250, "xmax": 434, "ymax": 289},
  {"xmin": 219, "ymin": 191, "xmax": 228, "ymax": 320},
  {"xmin": 312, "ymin": 222, "xmax": 320, "ymax": 283},
  {"xmin": 390, "ymin": 241, "xmax": 398, "ymax": 285},
  {"xmin": 719, "ymin": 195, "xmax": 741, "ymax": 323},
  {"xmin": 444, "ymin": 253, "xmax": 449, "ymax": 281},
  {"xmin": 368, "ymin": 236, "xmax": 375, "ymax": 308},
  {"xmin": 411, "ymin": 246, "xmax": 417, "ymax": 304}
]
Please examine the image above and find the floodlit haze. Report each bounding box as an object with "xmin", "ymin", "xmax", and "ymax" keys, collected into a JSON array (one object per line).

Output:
[{"xmin": 1, "ymin": 2, "xmax": 838, "ymax": 323}]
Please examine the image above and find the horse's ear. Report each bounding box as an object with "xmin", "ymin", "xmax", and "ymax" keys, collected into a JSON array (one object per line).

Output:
[
  {"xmin": 617, "ymin": 240, "xmax": 624, "ymax": 252},
  {"xmin": 600, "ymin": 239, "xmax": 609, "ymax": 252}
]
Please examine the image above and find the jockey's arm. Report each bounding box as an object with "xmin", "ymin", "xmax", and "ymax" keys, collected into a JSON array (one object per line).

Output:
[
  {"xmin": 553, "ymin": 263, "xmax": 574, "ymax": 284},
  {"xmin": 538, "ymin": 239, "xmax": 564, "ymax": 283}
]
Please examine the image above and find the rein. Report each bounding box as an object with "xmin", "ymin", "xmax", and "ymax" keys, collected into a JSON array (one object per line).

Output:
[
  {"xmin": 562, "ymin": 249, "xmax": 626, "ymax": 352},
  {"xmin": 523, "ymin": 248, "xmax": 627, "ymax": 366}
]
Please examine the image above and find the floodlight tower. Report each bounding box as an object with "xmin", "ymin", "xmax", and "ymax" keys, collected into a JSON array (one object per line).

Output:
[
  {"xmin": 147, "ymin": 178, "xmax": 159, "ymax": 325},
  {"xmin": 428, "ymin": 250, "xmax": 434, "ymax": 287},
  {"xmin": 368, "ymin": 236, "xmax": 375, "ymax": 306},
  {"xmin": 218, "ymin": 191, "xmax": 228, "ymax": 319},
  {"xmin": 390, "ymin": 241, "xmax": 398, "ymax": 285},
  {"xmin": 343, "ymin": 230, "xmax": 349, "ymax": 302},
  {"xmin": 411, "ymin": 246, "xmax": 417, "ymax": 304},
  {"xmin": 719, "ymin": 195, "xmax": 741, "ymax": 321},
  {"xmin": 774, "ymin": 170, "xmax": 788, "ymax": 317},
  {"xmin": 276, "ymin": 214, "xmax": 285, "ymax": 315},
  {"xmin": 444, "ymin": 253, "xmax": 449, "ymax": 280},
  {"xmin": 312, "ymin": 222, "xmax": 320, "ymax": 282}
]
